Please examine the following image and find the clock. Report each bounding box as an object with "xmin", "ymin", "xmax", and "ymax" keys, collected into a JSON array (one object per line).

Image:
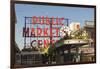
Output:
[{"xmin": 60, "ymin": 26, "xmax": 71, "ymax": 38}]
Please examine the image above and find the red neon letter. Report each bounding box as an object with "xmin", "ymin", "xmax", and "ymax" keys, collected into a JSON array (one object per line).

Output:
[
  {"xmin": 44, "ymin": 28, "xmax": 48, "ymax": 36},
  {"xmin": 32, "ymin": 16, "xmax": 38, "ymax": 24},
  {"xmin": 44, "ymin": 39, "xmax": 49, "ymax": 48},
  {"xmin": 52, "ymin": 16, "xmax": 55, "ymax": 25},
  {"xmin": 37, "ymin": 27, "xmax": 42, "ymax": 36},
  {"xmin": 31, "ymin": 28, "xmax": 35, "ymax": 37},
  {"xmin": 41, "ymin": 16, "xmax": 44, "ymax": 24},
  {"xmin": 46, "ymin": 16, "xmax": 50, "ymax": 25},
  {"xmin": 56, "ymin": 17, "xmax": 59, "ymax": 25}
]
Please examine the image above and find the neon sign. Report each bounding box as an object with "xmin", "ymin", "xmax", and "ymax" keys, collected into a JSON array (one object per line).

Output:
[{"xmin": 23, "ymin": 16, "xmax": 65, "ymax": 48}]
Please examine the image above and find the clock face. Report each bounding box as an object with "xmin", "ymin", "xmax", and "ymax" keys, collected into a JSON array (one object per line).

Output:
[{"xmin": 60, "ymin": 26, "xmax": 71, "ymax": 38}]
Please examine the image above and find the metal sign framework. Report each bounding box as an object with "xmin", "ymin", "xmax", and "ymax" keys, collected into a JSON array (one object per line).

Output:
[{"xmin": 23, "ymin": 17, "xmax": 69, "ymax": 48}]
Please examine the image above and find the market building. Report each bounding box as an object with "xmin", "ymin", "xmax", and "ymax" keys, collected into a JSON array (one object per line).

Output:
[{"xmin": 54, "ymin": 21, "xmax": 95, "ymax": 64}]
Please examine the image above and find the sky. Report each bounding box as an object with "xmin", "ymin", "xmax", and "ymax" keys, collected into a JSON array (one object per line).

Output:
[{"xmin": 15, "ymin": 3, "xmax": 94, "ymax": 50}]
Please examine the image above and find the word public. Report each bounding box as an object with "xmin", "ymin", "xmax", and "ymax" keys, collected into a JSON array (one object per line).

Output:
[{"xmin": 32, "ymin": 16, "xmax": 64, "ymax": 25}]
